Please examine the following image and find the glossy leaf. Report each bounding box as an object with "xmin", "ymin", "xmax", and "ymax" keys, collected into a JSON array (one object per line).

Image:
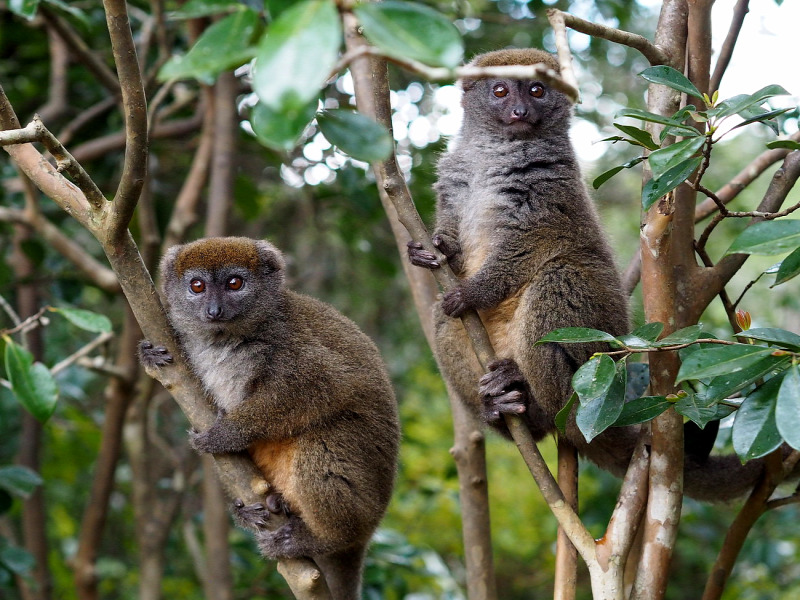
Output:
[
  {"xmin": 639, "ymin": 65, "xmax": 703, "ymax": 99},
  {"xmin": 316, "ymin": 110, "xmax": 393, "ymax": 162},
  {"xmin": 737, "ymin": 327, "xmax": 800, "ymax": 351},
  {"xmin": 766, "ymin": 140, "xmax": 800, "ymax": 151},
  {"xmin": 647, "ymin": 137, "xmax": 705, "ymax": 180},
  {"xmin": 4, "ymin": 340, "xmax": 58, "ymax": 423},
  {"xmin": 612, "ymin": 124, "xmax": 659, "ymax": 150},
  {"xmin": 536, "ymin": 327, "xmax": 620, "ymax": 346},
  {"xmin": 613, "ymin": 396, "xmax": 670, "ymax": 427},
  {"xmin": 168, "ymin": 0, "xmax": 243, "ymax": 19},
  {"xmin": 572, "ymin": 354, "xmax": 616, "ymax": 405},
  {"xmin": 654, "ymin": 324, "xmax": 704, "ymax": 346},
  {"xmin": 53, "ymin": 307, "xmax": 112, "ymax": 333},
  {"xmin": 8, "ymin": 0, "xmax": 39, "ymax": 20},
  {"xmin": 776, "ymin": 365, "xmax": 800, "ymax": 450},
  {"xmin": 592, "ymin": 156, "xmax": 644, "ymax": 189},
  {"xmin": 251, "ymin": 99, "xmax": 318, "ymax": 152},
  {"xmin": 253, "ymin": 0, "xmax": 341, "ymax": 113},
  {"xmin": 0, "ymin": 466, "xmax": 43, "ymax": 498},
  {"xmin": 675, "ymin": 389, "xmax": 720, "ymax": 428},
  {"xmin": 699, "ymin": 354, "xmax": 791, "ymax": 405},
  {"xmin": 729, "ymin": 106, "xmax": 792, "ymax": 135},
  {"xmin": 355, "ymin": 1, "xmax": 463, "ymax": 68},
  {"xmin": 726, "ymin": 220, "xmax": 800, "ymax": 256},
  {"xmin": 642, "ymin": 157, "xmax": 702, "ymax": 211},
  {"xmin": 676, "ymin": 345, "xmax": 774, "ymax": 384},
  {"xmin": 732, "ymin": 375, "xmax": 784, "ymax": 461},
  {"xmin": 576, "ymin": 360, "xmax": 626, "ymax": 442},
  {"xmin": 629, "ymin": 322, "xmax": 665, "ymax": 342},
  {"xmin": 773, "ymin": 246, "xmax": 800, "ymax": 286},
  {"xmin": 618, "ymin": 108, "xmax": 701, "ymax": 135},
  {"xmin": 0, "ymin": 543, "xmax": 35, "ymax": 575},
  {"xmin": 555, "ymin": 393, "xmax": 578, "ymax": 435},
  {"xmin": 713, "ymin": 85, "xmax": 790, "ymax": 119},
  {"xmin": 159, "ymin": 9, "xmax": 261, "ymax": 83}
]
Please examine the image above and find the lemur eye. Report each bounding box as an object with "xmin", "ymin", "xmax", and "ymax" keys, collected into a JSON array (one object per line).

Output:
[
  {"xmin": 190, "ymin": 279, "xmax": 205, "ymax": 294},
  {"xmin": 492, "ymin": 84, "xmax": 509, "ymax": 98},
  {"xmin": 530, "ymin": 84, "xmax": 545, "ymax": 98},
  {"xmin": 226, "ymin": 276, "xmax": 244, "ymax": 291}
]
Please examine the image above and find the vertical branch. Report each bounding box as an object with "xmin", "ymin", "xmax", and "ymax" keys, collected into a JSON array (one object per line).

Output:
[
  {"xmin": 205, "ymin": 71, "xmax": 238, "ymax": 237},
  {"xmin": 554, "ymin": 438, "xmax": 578, "ymax": 600},
  {"xmin": 709, "ymin": 0, "xmax": 750, "ymax": 93}
]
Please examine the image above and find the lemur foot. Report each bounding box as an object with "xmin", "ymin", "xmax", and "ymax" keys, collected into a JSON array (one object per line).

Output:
[
  {"xmin": 138, "ymin": 341, "xmax": 173, "ymax": 368},
  {"xmin": 479, "ymin": 359, "xmax": 530, "ymax": 425},
  {"xmin": 441, "ymin": 286, "xmax": 469, "ymax": 318},
  {"xmin": 407, "ymin": 241, "xmax": 440, "ymax": 269}
]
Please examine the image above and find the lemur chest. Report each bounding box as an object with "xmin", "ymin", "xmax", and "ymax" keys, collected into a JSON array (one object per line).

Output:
[
  {"xmin": 185, "ymin": 339, "xmax": 249, "ymax": 411},
  {"xmin": 457, "ymin": 182, "xmax": 498, "ymax": 278}
]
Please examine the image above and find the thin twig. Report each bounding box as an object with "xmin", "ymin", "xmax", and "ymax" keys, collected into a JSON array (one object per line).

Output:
[{"xmin": 51, "ymin": 331, "xmax": 115, "ymax": 376}]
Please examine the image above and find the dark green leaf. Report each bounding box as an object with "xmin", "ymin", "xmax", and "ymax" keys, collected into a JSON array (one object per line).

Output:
[
  {"xmin": 253, "ymin": 0, "xmax": 341, "ymax": 113},
  {"xmin": 639, "ymin": 65, "xmax": 703, "ymax": 99},
  {"xmin": 251, "ymin": 99, "xmax": 317, "ymax": 152},
  {"xmin": 576, "ymin": 360, "xmax": 627, "ymax": 442},
  {"xmin": 675, "ymin": 389, "xmax": 721, "ymax": 428},
  {"xmin": 316, "ymin": 110, "xmax": 393, "ymax": 162},
  {"xmin": 699, "ymin": 354, "xmax": 791, "ymax": 405},
  {"xmin": 0, "ymin": 544, "xmax": 35, "ymax": 575},
  {"xmin": 168, "ymin": 0, "xmax": 244, "ymax": 19},
  {"xmin": 592, "ymin": 156, "xmax": 645, "ymax": 189},
  {"xmin": 738, "ymin": 327, "xmax": 800, "ymax": 351},
  {"xmin": 613, "ymin": 396, "xmax": 670, "ymax": 426},
  {"xmin": 555, "ymin": 393, "xmax": 577, "ymax": 435},
  {"xmin": 615, "ymin": 334, "xmax": 652, "ymax": 349},
  {"xmin": 776, "ymin": 365, "xmax": 800, "ymax": 450},
  {"xmin": 9, "ymin": 0, "xmax": 40, "ymax": 20},
  {"xmin": 732, "ymin": 374, "xmax": 784, "ymax": 460},
  {"xmin": 536, "ymin": 327, "xmax": 620, "ymax": 346},
  {"xmin": 0, "ymin": 466, "xmax": 43, "ymax": 498},
  {"xmin": 629, "ymin": 322, "xmax": 665, "ymax": 342},
  {"xmin": 355, "ymin": 1, "xmax": 463, "ymax": 68},
  {"xmin": 53, "ymin": 307, "xmax": 112, "ymax": 334},
  {"xmin": 713, "ymin": 85, "xmax": 790, "ymax": 119},
  {"xmin": 647, "ymin": 137, "xmax": 705, "ymax": 180},
  {"xmin": 4, "ymin": 341, "xmax": 58, "ymax": 423},
  {"xmin": 642, "ymin": 157, "xmax": 702, "ymax": 211},
  {"xmin": 612, "ymin": 124, "xmax": 659, "ymax": 150},
  {"xmin": 729, "ymin": 107, "xmax": 792, "ymax": 135},
  {"xmin": 676, "ymin": 344, "xmax": 774, "ymax": 384},
  {"xmin": 572, "ymin": 354, "xmax": 616, "ymax": 404},
  {"xmin": 773, "ymin": 246, "xmax": 800, "ymax": 286},
  {"xmin": 618, "ymin": 108, "xmax": 701, "ymax": 135},
  {"xmin": 654, "ymin": 324, "xmax": 704, "ymax": 346},
  {"xmin": 726, "ymin": 220, "xmax": 800, "ymax": 256},
  {"xmin": 766, "ymin": 140, "xmax": 800, "ymax": 151},
  {"xmin": 159, "ymin": 9, "xmax": 261, "ymax": 83}
]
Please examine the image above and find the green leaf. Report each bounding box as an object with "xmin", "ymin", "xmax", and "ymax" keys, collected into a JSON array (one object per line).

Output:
[
  {"xmin": 737, "ymin": 327, "xmax": 800, "ymax": 351},
  {"xmin": 52, "ymin": 307, "xmax": 112, "ymax": 333},
  {"xmin": 713, "ymin": 85, "xmax": 790, "ymax": 119},
  {"xmin": 675, "ymin": 388, "xmax": 722, "ymax": 428},
  {"xmin": 576, "ymin": 360, "xmax": 627, "ymax": 442},
  {"xmin": 555, "ymin": 392, "xmax": 577, "ymax": 435},
  {"xmin": 629, "ymin": 322, "xmax": 665, "ymax": 342},
  {"xmin": 251, "ymin": 99, "xmax": 318, "ymax": 152},
  {"xmin": 618, "ymin": 108, "xmax": 701, "ymax": 136},
  {"xmin": 253, "ymin": 0, "xmax": 341, "ymax": 113},
  {"xmin": 4, "ymin": 340, "xmax": 59, "ymax": 423},
  {"xmin": 615, "ymin": 334, "xmax": 652, "ymax": 350},
  {"xmin": 639, "ymin": 65, "xmax": 703, "ymax": 99},
  {"xmin": 766, "ymin": 140, "xmax": 800, "ymax": 151},
  {"xmin": 572, "ymin": 354, "xmax": 616, "ymax": 404},
  {"xmin": 732, "ymin": 374, "xmax": 784, "ymax": 461},
  {"xmin": 159, "ymin": 9, "xmax": 262, "ymax": 83},
  {"xmin": 613, "ymin": 396, "xmax": 670, "ymax": 426},
  {"xmin": 0, "ymin": 466, "xmax": 43, "ymax": 498},
  {"xmin": 612, "ymin": 124, "xmax": 659, "ymax": 150},
  {"xmin": 726, "ymin": 220, "xmax": 800, "ymax": 256},
  {"xmin": 729, "ymin": 107, "xmax": 792, "ymax": 135},
  {"xmin": 0, "ymin": 543, "xmax": 35, "ymax": 575},
  {"xmin": 592, "ymin": 156, "xmax": 645, "ymax": 189},
  {"xmin": 653, "ymin": 324, "xmax": 704, "ymax": 346},
  {"xmin": 316, "ymin": 110, "xmax": 393, "ymax": 162},
  {"xmin": 773, "ymin": 246, "xmax": 800, "ymax": 286},
  {"xmin": 9, "ymin": 0, "xmax": 40, "ymax": 20},
  {"xmin": 355, "ymin": 1, "xmax": 463, "ymax": 68},
  {"xmin": 647, "ymin": 137, "xmax": 705, "ymax": 180},
  {"xmin": 675, "ymin": 344, "xmax": 774, "ymax": 384},
  {"xmin": 699, "ymin": 354, "xmax": 791, "ymax": 406},
  {"xmin": 776, "ymin": 365, "xmax": 800, "ymax": 450},
  {"xmin": 168, "ymin": 0, "xmax": 244, "ymax": 19},
  {"xmin": 536, "ymin": 327, "xmax": 620, "ymax": 346},
  {"xmin": 641, "ymin": 157, "xmax": 702, "ymax": 211}
]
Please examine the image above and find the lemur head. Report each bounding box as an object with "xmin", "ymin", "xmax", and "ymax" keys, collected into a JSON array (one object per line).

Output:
[
  {"xmin": 160, "ymin": 237, "xmax": 286, "ymax": 338},
  {"xmin": 460, "ymin": 48, "xmax": 571, "ymax": 140}
]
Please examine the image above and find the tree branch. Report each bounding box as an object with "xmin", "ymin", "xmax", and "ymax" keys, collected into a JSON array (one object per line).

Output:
[{"xmin": 709, "ymin": 0, "xmax": 750, "ymax": 93}]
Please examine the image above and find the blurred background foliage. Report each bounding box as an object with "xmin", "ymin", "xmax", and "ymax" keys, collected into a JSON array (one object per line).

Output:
[{"xmin": 1, "ymin": 0, "xmax": 799, "ymax": 598}]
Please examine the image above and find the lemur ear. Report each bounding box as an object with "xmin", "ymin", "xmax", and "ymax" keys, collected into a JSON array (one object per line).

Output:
[{"xmin": 255, "ymin": 240, "xmax": 286, "ymax": 275}]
